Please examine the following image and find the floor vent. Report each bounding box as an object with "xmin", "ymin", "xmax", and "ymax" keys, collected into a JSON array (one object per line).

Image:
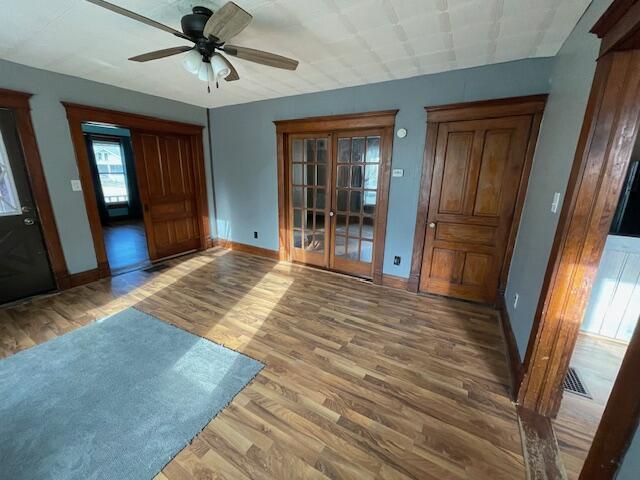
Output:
[
  {"xmin": 563, "ymin": 367, "xmax": 592, "ymax": 399},
  {"xmin": 143, "ymin": 263, "xmax": 170, "ymax": 274}
]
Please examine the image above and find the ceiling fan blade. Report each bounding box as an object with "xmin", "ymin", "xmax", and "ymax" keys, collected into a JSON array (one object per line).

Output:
[
  {"xmin": 129, "ymin": 46, "xmax": 193, "ymax": 62},
  {"xmin": 86, "ymin": 0, "xmax": 191, "ymax": 40},
  {"xmin": 203, "ymin": 2, "xmax": 252, "ymax": 42},
  {"xmin": 215, "ymin": 53, "xmax": 240, "ymax": 81},
  {"xmin": 223, "ymin": 45, "xmax": 299, "ymax": 71}
]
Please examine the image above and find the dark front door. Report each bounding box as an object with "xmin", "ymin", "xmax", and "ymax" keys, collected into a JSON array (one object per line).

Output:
[{"xmin": 0, "ymin": 108, "xmax": 55, "ymax": 303}]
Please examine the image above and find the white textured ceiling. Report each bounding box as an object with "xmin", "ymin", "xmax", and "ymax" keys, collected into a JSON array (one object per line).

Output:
[{"xmin": 0, "ymin": 0, "xmax": 591, "ymax": 108}]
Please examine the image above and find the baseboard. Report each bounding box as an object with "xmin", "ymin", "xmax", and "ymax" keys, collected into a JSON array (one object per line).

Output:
[
  {"xmin": 407, "ymin": 274, "xmax": 420, "ymax": 293},
  {"xmin": 213, "ymin": 239, "xmax": 279, "ymax": 259},
  {"xmin": 67, "ymin": 268, "xmax": 102, "ymax": 288},
  {"xmin": 497, "ymin": 293, "xmax": 524, "ymax": 401},
  {"xmin": 517, "ymin": 405, "xmax": 567, "ymax": 480},
  {"xmin": 382, "ymin": 274, "xmax": 409, "ymax": 290}
]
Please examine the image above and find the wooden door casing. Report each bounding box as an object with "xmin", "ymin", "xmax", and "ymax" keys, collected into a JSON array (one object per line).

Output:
[
  {"xmin": 409, "ymin": 96, "xmax": 546, "ymax": 304},
  {"xmin": 132, "ymin": 131, "xmax": 201, "ymax": 260},
  {"xmin": 64, "ymin": 103, "xmax": 209, "ymax": 279}
]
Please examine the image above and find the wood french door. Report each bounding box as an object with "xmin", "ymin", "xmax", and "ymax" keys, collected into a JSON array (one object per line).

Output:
[
  {"xmin": 288, "ymin": 134, "xmax": 331, "ymax": 268},
  {"xmin": 330, "ymin": 130, "xmax": 385, "ymax": 278},
  {"xmin": 418, "ymin": 114, "xmax": 536, "ymax": 303},
  {"xmin": 282, "ymin": 113, "xmax": 395, "ymax": 281},
  {"xmin": 131, "ymin": 130, "xmax": 202, "ymax": 260}
]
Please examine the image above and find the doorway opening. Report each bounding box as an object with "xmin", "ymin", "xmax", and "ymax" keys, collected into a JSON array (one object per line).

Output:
[
  {"xmin": 553, "ymin": 135, "xmax": 640, "ymax": 479},
  {"xmin": 64, "ymin": 102, "xmax": 210, "ymax": 281},
  {"xmin": 83, "ymin": 123, "xmax": 149, "ymax": 274}
]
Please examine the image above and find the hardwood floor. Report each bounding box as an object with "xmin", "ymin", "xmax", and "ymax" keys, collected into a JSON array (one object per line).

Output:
[
  {"xmin": 103, "ymin": 220, "xmax": 149, "ymax": 273},
  {"xmin": 553, "ymin": 333, "xmax": 627, "ymax": 479},
  {"xmin": 0, "ymin": 248, "xmax": 525, "ymax": 479}
]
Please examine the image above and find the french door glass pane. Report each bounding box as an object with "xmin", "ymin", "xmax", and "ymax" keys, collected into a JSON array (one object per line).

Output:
[
  {"xmin": 351, "ymin": 166, "xmax": 363, "ymax": 188},
  {"xmin": 364, "ymin": 164, "xmax": 378, "ymax": 189},
  {"xmin": 351, "ymin": 138, "xmax": 365, "ymax": 163},
  {"xmin": 317, "ymin": 139, "xmax": 328, "ymax": 163},
  {"xmin": 337, "ymin": 166, "xmax": 349, "ymax": 187},
  {"xmin": 316, "ymin": 189, "xmax": 326, "ymax": 209},
  {"xmin": 366, "ymin": 137, "xmax": 380, "ymax": 162},
  {"xmin": 360, "ymin": 240, "xmax": 373, "ymax": 262},
  {"xmin": 333, "ymin": 134, "xmax": 381, "ymax": 263},
  {"xmin": 338, "ymin": 139, "xmax": 350, "ymax": 163},
  {"xmin": 292, "ymin": 139, "xmax": 304, "ymax": 162}
]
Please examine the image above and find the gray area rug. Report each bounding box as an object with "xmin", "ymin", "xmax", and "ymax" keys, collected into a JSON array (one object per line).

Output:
[{"xmin": 0, "ymin": 308, "xmax": 263, "ymax": 480}]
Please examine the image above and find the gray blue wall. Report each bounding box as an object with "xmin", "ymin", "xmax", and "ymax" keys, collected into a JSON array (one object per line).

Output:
[
  {"xmin": 504, "ymin": 0, "xmax": 614, "ymax": 359},
  {"xmin": 209, "ymin": 58, "xmax": 553, "ymax": 277},
  {"xmin": 0, "ymin": 59, "xmax": 214, "ymax": 274},
  {"xmin": 618, "ymin": 424, "xmax": 640, "ymax": 479}
]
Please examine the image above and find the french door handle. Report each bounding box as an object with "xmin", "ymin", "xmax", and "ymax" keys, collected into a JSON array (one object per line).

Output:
[
  {"xmin": 428, "ymin": 222, "xmax": 436, "ymax": 228},
  {"xmin": 329, "ymin": 210, "xmax": 335, "ymax": 217}
]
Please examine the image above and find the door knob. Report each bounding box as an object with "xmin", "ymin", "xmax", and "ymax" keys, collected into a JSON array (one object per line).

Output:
[
  {"xmin": 24, "ymin": 218, "xmax": 35, "ymax": 226},
  {"xmin": 329, "ymin": 210, "xmax": 335, "ymax": 217},
  {"xmin": 428, "ymin": 222, "xmax": 436, "ymax": 228}
]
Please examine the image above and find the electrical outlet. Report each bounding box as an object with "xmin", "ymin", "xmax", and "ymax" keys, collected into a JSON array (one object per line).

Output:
[
  {"xmin": 70, "ymin": 179, "xmax": 82, "ymax": 192},
  {"xmin": 514, "ymin": 293, "xmax": 519, "ymax": 309},
  {"xmin": 394, "ymin": 256, "xmax": 401, "ymax": 265},
  {"xmin": 253, "ymin": 231, "xmax": 258, "ymax": 239}
]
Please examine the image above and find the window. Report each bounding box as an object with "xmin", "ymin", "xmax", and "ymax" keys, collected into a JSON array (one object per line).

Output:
[
  {"xmin": 91, "ymin": 139, "xmax": 129, "ymax": 204},
  {"xmin": 0, "ymin": 129, "xmax": 21, "ymax": 216}
]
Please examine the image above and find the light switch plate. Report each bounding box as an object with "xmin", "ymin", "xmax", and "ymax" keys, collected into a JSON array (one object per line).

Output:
[
  {"xmin": 392, "ymin": 168, "xmax": 404, "ymax": 177},
  {"xmin": 71, "ymin": 179, "xmax": 82, "ymax": 192}
]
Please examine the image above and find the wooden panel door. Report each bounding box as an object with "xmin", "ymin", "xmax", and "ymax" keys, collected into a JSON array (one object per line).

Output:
[
  {"xmin": 131, "ymin": 131, "xmax": 201, "ymax": 260},
  {"xmin": 419, "ymin": 116, "xmax": 532, "ymax": 303},
  {"xmin": 289, "ymin": 134, "xmax": 331, "ymax": 267}
]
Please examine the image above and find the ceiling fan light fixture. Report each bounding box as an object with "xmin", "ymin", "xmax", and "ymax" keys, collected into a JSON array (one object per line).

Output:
[
  {"xmin": 211, "ymin": 54, "xmax": 231, "ymax": 80},
  {"xmin": 87, "ymin": 1, "xmax": 300, "ymax": 91},
  {"xmin": 197, "ymin": 61, "xmax": 210, "ymax": 82},
  {"xmin": 182, "ymin": 49, "xmax": 201, "ymax": 74}
]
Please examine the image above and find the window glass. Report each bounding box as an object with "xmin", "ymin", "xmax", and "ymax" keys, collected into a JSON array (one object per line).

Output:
[
  {"xmin": 0, "ymin": 130, "xmax": 21, "ymax": 216},
  {"xmin": 92, "ymin": 140, "xmax": 129, "ymax": 204}
]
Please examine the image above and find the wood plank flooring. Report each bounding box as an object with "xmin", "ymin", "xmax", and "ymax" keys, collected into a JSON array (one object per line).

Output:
[
  {"xmin": 553, "ymin": 333, "xmax": 627, "ymax": 479},
  {"xmin": 103, "ymin": 220, "xmax": 149, "ymax": 273},
  {"xmin": 0, "ymin": 249, "xmax": 525, "ymax": 479}
]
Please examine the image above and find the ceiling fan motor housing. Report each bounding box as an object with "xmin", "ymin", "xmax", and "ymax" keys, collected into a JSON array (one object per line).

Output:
[{"xmin": 181, "ymin": 6, "xmax": 213, "ymax": 39}]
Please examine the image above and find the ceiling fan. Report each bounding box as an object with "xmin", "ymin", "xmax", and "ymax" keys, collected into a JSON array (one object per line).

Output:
[{"xmin": 86, "ymin": 0, "xmax": 299, "ymax": 89}]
